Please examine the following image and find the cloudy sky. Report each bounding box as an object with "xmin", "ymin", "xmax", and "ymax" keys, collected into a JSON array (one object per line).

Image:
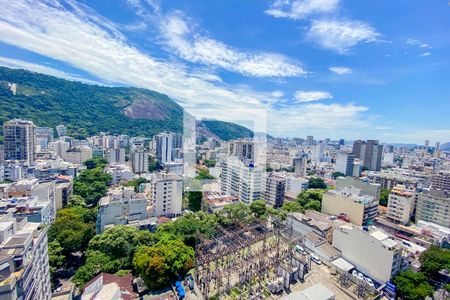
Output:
[{"xmin": 0, "ymin": 0, "xmax": 449, "ymax": 144}]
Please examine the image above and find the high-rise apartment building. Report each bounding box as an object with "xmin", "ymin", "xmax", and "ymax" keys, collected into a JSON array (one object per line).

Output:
[
  {"xmin": 293, "ymin": 154, "xmax": 307, "ymax": 176},
  {"xmin": 262, "ymin": 173, "xmax": 286, "ymax": 208},
  {"xmin": 155, "ymin": 132, "xmax": 183, "ymax": 164},
  {"xmin": 228, "ymin": 139, "xmax": 255, "ymax": 161},
  {"xmin": 306, "ymin": 135, "xmax": 314, "ymax": 145},
  {"xmin": 431, "ymin": 171, "xmax": 450, "ymax": 191},
  {"xmin": 352, "ymin": 140, "xmax": 383, "ymax": 171},
  {"xmin": 220, "ymin": 157, "xmax": 262, "ymax": 204},
  {"xmin": 131, "ymin": 149, "xmax": 149, "ymax": 174},
  {"xmin": 146, "ymin": 173, "xmax": 183, "ymax": 217},
  {"xmin": 387, "ymin": 185, "xmax": 415, "ymax": 225},
  {"xmin": 416, "ymin": 189, "xmax": 450, "ymax": 228},
  {"xmin": 0, "ymin": 212, "xmax": 51, "ymax": 299},
  {"xmin": 335, "ymin": 152, "xmax": 355, "ymax": 176},
  {"xmin": 106, "ymin": 148, "xmax": 126, "ymax": 165},
  {"xmin": 3, "ymin": 119, "xmax": 36, "ymax": 165}
]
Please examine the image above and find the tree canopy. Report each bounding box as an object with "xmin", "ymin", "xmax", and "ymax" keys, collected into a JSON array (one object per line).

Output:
[
  {"xmin": 379, "ymin": 188, "xmax": 390, "ymax": 207},
  {"xmin": 308, "ymin": 177, "xmax": 327, "ymax": 189},
  {"xmin": 133, "ymin": 240, "xmax": 194, "ymax": 290},
  {"xmin": 393, "ymin": 270, "xmax": 434, "ymax": 300},
  {"xmin": 250, "ymin": 200, "xmax": 267, "ymax": 218},
  {"xmin": 419, "ymin": 246, "xmax": 450, "ymax": 280}
]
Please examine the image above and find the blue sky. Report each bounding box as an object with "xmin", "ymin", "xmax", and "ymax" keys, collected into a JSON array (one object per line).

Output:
[{"xmin": 0, "ymin": 0, "xmax": 449, "ymax": 144}]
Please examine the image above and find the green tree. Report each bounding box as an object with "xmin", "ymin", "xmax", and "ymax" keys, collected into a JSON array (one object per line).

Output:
[
  {"xmin": 73, "ymin": 226, "xmax": 157, "ymax": 286},
  {"xmin": 68, "ymin": 194, "xmax": 86, "ymax": 207},
  {"xmin": 73, "ymin": 250, "xmax": 116, "ymax": 287},
  {"xmin": 297, "ymin": 189, "xmax": 325, "ymax": 207},
  {"xmin": 304, "ymin": 200, "xmax": 321, "ymax": 211},
  {"xmin": 156, "ymin": 212, "xmax": 217, "ymax": 246},
  {"xmin": 393, "ymin": 270, "xmax": 434, "ymax": 300},
  {"xmin": 196, "ymin": 169, "xmax": 214, "ymax": 180},
  {"xmin": 84, "ymin": 157, "xmax": 107, "ymax": 169},
  {"xmin": 281, "ymin": 201, "xmax": 303, "ymax": 213},
  {"xmin": 133, "ymin": 240, "xmax": 194, "ymax": 290},
  {"xmin": 124, "ymin": 177, "xmax": 149, "ymax": 193},
  {"xmin": 73, "ymin": 167, "xmax": 111, "ymax": 206},
  {"xmin": 218, "ymin": 203, "xmax": 255, "ymax": 226},
  {"xmin": 48, "ymin": 240, "xmax": 65, "ymax": 274},
  {"xmin": 379, "ymin": 188, "xmax": 390, "ymax": 207},
  {"xmin": 250, "ymin": 200, "xmax": 267, "ymax": 218},
  {"xmin": 48, "ymin": 206, "xmax": 96, "ymax": 255},
  {"xmin": 419, "ymin": 246, "xmax": 450, "ymax": 280},
  {"xmin": 187, "ymin": 191, "xmax": 202, "ymax": 212},
  {"xmin": 332, "ymin": 171, "xmax": 345, "ymax": 179},
  {"xmin": 308, "ymin": 177, "xmax": 327, "ymax": 189}
]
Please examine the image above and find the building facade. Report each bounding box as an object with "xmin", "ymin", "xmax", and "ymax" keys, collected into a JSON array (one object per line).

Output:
[
  {"xmin": 321, "ymin": 187, "xmax": 378, "ymax": 226},
  {"xmin": 3, "ymin": 119, "xmax": 36, "ymax": 165},
  {"xmin": 146, "ymin": 173, "xmax": 183, "ymax": 218},
  {"xmin": 387, "ymin": 185, "xmax": 415, "ymax": 225}
]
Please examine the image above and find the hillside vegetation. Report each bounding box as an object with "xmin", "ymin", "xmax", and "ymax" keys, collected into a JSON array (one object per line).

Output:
[{"xmin": 0, "ymin": 67, "xmax": 253, "ymax": 141}]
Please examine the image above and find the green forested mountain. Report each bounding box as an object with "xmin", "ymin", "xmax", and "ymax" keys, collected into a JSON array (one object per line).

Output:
[{"xmin": 0, "ymin": 67, "xmax": 253, "ymax": 140}]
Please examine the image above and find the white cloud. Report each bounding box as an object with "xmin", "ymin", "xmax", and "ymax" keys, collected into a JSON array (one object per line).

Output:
[
  {"xmin": 307, "ymin": 19, "xmax": 380, "ymax": 53},
  {"xmin": 0, "ymin": 0, "xmax": 370, "ymax": 138},
  {"xmin": 294, "ymin": 90, "xmax": 332, "ymax": 102},
  {"xmin": 420, "ymin": 52, "xmax": 431, "ymax": 57},
  {"xmin": 265, "ymin": 0, "xmax": 339, "ymax": 20},
  {"xmin": 406, "ymin": 38, "xmax": 430, "ymax": 49},
  {"xmin": 160, "ymin": 12, "xmax": 306, "ymax": 77},
  {"xmin": 329, "ymin": 66, "xmax": 352, "ymax": 75},
  {"xmin": 0, "ymin": 56, "xmax": 103, "ymax": 85}
]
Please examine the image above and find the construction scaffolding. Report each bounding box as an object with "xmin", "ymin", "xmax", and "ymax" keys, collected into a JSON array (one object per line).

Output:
[{"xmin": 195, "ymin": 219, "xmax": 309, "ymax": 300}]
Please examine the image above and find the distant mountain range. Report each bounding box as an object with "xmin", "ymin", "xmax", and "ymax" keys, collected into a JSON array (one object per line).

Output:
[{"xmin": 0, "ymin": 67, "xmax": 253, "ymax": 141}]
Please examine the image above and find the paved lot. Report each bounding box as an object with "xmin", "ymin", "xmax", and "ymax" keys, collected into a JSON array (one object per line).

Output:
[{"xmin": 288, "ymin": 262, "xmax": 356, "ymax": 300}]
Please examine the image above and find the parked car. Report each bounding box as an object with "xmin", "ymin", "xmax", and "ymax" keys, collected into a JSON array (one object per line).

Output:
[
  {"xmin": 310, "ymin": 253, "xmax": 321, "ymax": 265},
  {"xmin": 364, "ymin": 277, "xmax": 374, "ymax": 288},
  {"xmin": 295, "ymin": 244, "xmax": 306, "ymax": 255}
]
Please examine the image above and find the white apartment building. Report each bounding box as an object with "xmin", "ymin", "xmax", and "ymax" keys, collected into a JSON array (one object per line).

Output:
[
  {"xmin": 220, "ymin": 157, "xmax": 262, "ymax": 204},
  {"xmin": 335, "ymin": 152, "xmax": 355, "ymax": 176},
  {"xmin": 333, "ymin": 224, "xmax": 403, "ymax": 283},
  {"xmin": 106, "ymin": 148, "xmax": 126, "ymax": 165},
  {"xmin": 285, "ymin": 176, "xmax": 309, "ymax": 199},
  {"xmin": 55, "ymin": 124, "xmax": 67, "ymax": 137},
  {"xmin": 321, "ymin": 187, "xmax": 378, "ymax": 226},
  {"xmin": 416, "ymin": 189, "xmax": 450, "ymax": 228},
  {"xmin": 228, "ymin": 139, "xmax": 255, "ymax": 161},
  {"xmin": 145, "ymin": 173, "xmax": 183, "ymax": 218},
  {"xmin": 96, "ymin": 187, "xmax": 148, "ymax": 233},
  {"xmin": 387, "ymin": 185, "xmax": 415, "ymax": 225},
  {"xmin": 105, "ymin": 164, "xmax": 133, "ymax": 185},
  {"xmin": 0, "ymin": 212, "xmax": 51, "ymax": 299},
  {"xmin": 155, "ymin": 132, "xmax": 183, "ymax": 164},
  {"xmin": 48, "ymin": 139, "xmax": 70, "ymax": 158},
  {"xmin": 335, "ymin": 177, "xmax": 381, "ymax": 201},
  {"xmin": 63, "ymin": 146, "xmax": 92, "ymax": 165},
  {"xmin": 131, "ymin": 149, "xmax": 149, "ymax": 174}
]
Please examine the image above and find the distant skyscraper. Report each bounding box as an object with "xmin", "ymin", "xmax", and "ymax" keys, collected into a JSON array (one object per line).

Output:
[
  {"xmin": 306, "ymin": 135, "xmax": 314, "ymax": 145},
  {"xmin": 352, "ymin": 140, "xmax": 383, "ymax": 171},
  {"xmin": 339, "ymin": 139, "xmax": 345, "ymax": 146},
  {"xmin": 425, "ymin": 140, "xmax": 430, "ymax": 148},
  {"xmin": 56, "ymin": 124, "xmax": 67, "ymax": 137},
  {"xmin": 293, "ymin": 154, "xmax": 307, "ymax": 176},
  {"xmin": 335, "ymin": 152, "xmax": 355, "ymax": 176},
  {"xmin": 155, "ymin": 132, "xmax": 183, "ymax": 164},
  {"xmin": 3, "ymin": 119, "xmax": 36, "ymax": 165}
]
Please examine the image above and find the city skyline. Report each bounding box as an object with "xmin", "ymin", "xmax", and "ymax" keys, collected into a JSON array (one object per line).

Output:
[{"xmin": 0, "ymin": 0, "xmax": 449, "ymax": 143}]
